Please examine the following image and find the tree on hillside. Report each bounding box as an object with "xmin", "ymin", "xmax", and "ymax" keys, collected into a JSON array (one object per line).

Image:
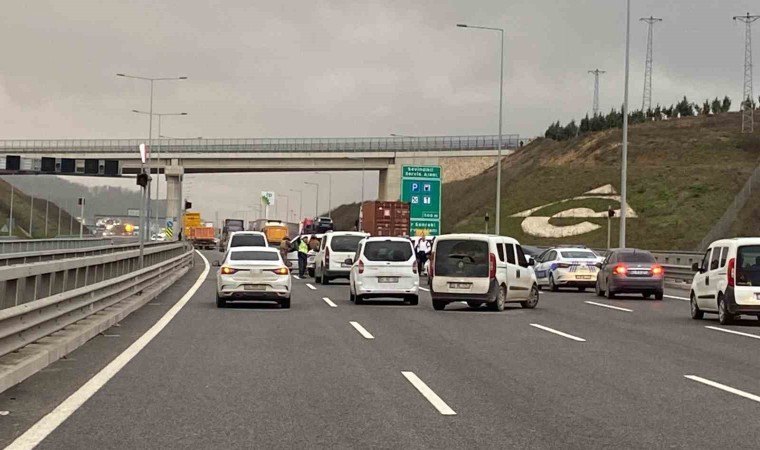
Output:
[
  {"xmin": 579, "ymin": 114, "xmax": 590, "ymax": 134},
  {"xmin": 702, "ymin": 99, "xmax": 711, "ymax": 115},
  {"xmin": 590, "ymin": 113, "xmax": 606, "ymax": 131},
  {"xmin": 629, "ymin": 110, "xmax": 646, "ymax": 124},
  {"xmin": 654, "ymin": 104, "xmax": 662, "ymax": 120},
  {"xmin": 711, "ymin": 97, "xmax": 722, "ymax": 115},
  {"xmin": 721, "ymin": 96, "xmax": 732, "ymax": 112},
  {"xmin": 694, "ymin": 103, "xmax": 703, "ymax": 115},
  {"xmin": 564, "ymin": 120, "xmax": 579, "ymax": 139},
  {"xmin": 663, "ymin": 105, "xmax": 675, "ymax": 119},
  {"xmin": 676, "ymin": 96, "xmax": 694, "ymax": 117},
  {"xmin": 544, "ymin": 121, "xmax": 562, "ymax": 140}
]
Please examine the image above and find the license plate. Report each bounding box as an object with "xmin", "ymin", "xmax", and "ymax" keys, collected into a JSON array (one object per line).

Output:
[
  {"xmin": 629, "ymin": 271, "xmax": 648, "ymax": 276},
  {"xmin": 244, "ymin": 285, "xmax": 265, "ymax": 291},
  {"xmin": 379, "ymin": 277, "xmax": 398, "ymax": 283},
  {"xmin": 449, "ymin": 282, "xmax": 472, "ymax": 289},
  {"xmin": 577, "ymin": 275, "xmax": 592, "ymax": 280}
]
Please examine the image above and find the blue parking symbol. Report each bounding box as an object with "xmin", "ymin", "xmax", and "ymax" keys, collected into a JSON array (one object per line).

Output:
[{"xmin": 412, "ymin": 183, "xmax": 420, "ymax": 192}]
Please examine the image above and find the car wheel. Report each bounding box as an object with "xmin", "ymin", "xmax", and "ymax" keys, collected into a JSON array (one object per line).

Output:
[
  {"xmin": 642, "ymin": 292, "xmax": 652, "ymax": 299},
  {"xmin": 407, "ymin": 295, "xmax": 419, "ymax": 306},
  {"xmin": 216, "ymin": 293, "xmax": 226, "ymax": 308},
  {"xmin": 280, "ymin": 297, "xmax": 291, "ymax": 309},
  {"xmin": 349, "ymin": 286, "xmax": 356, "ymax": 303},
  {"xmin": 654, "ymin": 291, "xmax": 664, "ymax": 301},
  {"xmin": 432, "ymin": 299, "xmax": 446, "ymax": 311},
  {"xmin": 578, "ymin": 287, "xmax": 586, "ymax": 292},
  {"xmin": 718, "ymin": 294, "xmax": 734, "ymax": 325},
  {"xmin": 595, "ymin": 280, "xmax": 605, "ymax": 297},
  {"xmin": 308, "ymin": 268, "xmax": 315, "ymax": 278},
  {"xmin": 320, "ymin": 271, "xmax": 330, "ymax": 285},
  {"xmin": 467, "ymin": 301, "xmax": 481, "ymax": 309},
  {"xmin": 606, "ymin": 280, "xmax": 615, "ymax": 299},
  {"xmin": 355, "ymin": 294, "xmax": 364, "ymax": 305},
  {"xmin": 488, "ymin": 285, "xmax": 506, "ymax": 311},
  {"xmin": 690, "ymin": 293, "xmax": 704, "ymax": 320},
  {"xmin": 520, "ymin": 285, "xmax": 540, "ymax": 309},
  {"xmin": 549, "ymin": 274, "xmax": 559, "ymax": 292}
]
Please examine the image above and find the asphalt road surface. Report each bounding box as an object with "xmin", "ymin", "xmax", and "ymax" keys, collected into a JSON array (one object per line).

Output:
[{"xmin": 2, "ymin": 250, "xmax": 760, "ymax": 449}]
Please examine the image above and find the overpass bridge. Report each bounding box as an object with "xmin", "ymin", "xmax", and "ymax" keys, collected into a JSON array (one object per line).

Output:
[{"xmin": 0, "ymin": 134, "xmax": 520, "ymax": 229}]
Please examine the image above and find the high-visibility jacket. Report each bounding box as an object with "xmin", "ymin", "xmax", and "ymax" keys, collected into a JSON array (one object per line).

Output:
[{"xmin": 298, "ymin": 241, "xmax": 308, "ymax": 254}]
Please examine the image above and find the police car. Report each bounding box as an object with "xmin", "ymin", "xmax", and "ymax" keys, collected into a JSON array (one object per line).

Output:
[{"xmin": 534, "ymin": 247, "xmax": 601, "ymax": 292}]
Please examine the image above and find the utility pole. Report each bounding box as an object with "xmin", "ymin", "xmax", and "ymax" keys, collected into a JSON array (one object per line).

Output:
[
  {"xmin": 640, "ymin": 16, "xmax": 663, "ymax": 112},
  {"xmin": 620, "ymin": 0, "xmax": 632, "ymax": 248},
  {"xmin": 734, "ymin": 13, "xmax": 760, "ymax": 133},
  {"xmin": 57, "ymin": 201, "xmax": 62, "ymax": 237},
  {"xmin": 78, "ymin": 197, "xmax": 85, "ymax": 239},
  {"xmin": 29, "ymin": 196, "xmax": 34, "ymax": 237},
  {"xmin": 44, "ymin": 196, "xmax": 49, "ymax": 238},
  {"xmin": 8, "ymin": 184, "xmax": 13, "ymax": 236},
  {"xmin": 588, "ymin": 69, "xmax": 606, "ymax": 116}
]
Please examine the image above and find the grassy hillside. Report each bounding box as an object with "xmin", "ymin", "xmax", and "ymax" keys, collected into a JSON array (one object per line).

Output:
[
  {"xmin": 442, "ymin": 112, "xmax": 760, "ymax": 250},
  {"xmin": 0, "ymin": 179, "xmax": 83, "ymax": 238},
  {"xmin": 329, "ymin": 202, "xmax": 360, "ymax": 231}
]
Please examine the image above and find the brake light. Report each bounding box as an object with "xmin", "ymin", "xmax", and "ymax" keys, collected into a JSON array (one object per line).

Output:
[
  {"xmin": 221, "ymin": 266, "xmax": 238, "ymax": 275},
  {"xmin": 651, "ymin": 265, "xmax": 663, "ymax": 276},
  {"xmin": 613, "ymin": 264, "xmax": 627, "ymax": 276},
  {"xmin": 489, "ymin": 253, "xmax": 497, "ymax": 279},
  {"xmin": 270, "ymin": 267, "xmax": 289, "ymax": 275},
  {"xmin": 727, "ymin": 258, "xmax": 735, "ymax": 287},
  {"xmin": 358, "ymin": 260, "xmax": 364, "ymax": 274},
  {"xmin": 412, "ymin": 262, "xmax": 418, "ymax": 274},
  {"xmin": 325, "ymin": 247, "xmax": 331, "ymax": 267},
  {"xmin": 556, "ymin": 263, "xmax": 572, "ymax": 269}
]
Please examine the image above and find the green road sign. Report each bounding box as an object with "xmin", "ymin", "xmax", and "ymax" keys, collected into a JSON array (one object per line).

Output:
[{"xmin": 401, "ymin": 165, "xmax": 441, "ymax": 236}]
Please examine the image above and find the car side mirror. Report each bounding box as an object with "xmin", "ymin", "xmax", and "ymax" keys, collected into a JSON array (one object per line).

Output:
[
  {"xmin": 528, "ymin": 259, "xmax": 535, "ymax": 266},
  {"xmin": 692, "ymin": 262, "xmax": 704, "ymax": 273},
  {"xmin": 344, "ymin": 258, "xmax": 353, "ymax": 265},
  {"xmin": 595, "ymin": 262, "xmax": 603, "ymax": 269},
  {"xmin": 212, "ymin": 260, "xmax": 221, "ymax": 267}
]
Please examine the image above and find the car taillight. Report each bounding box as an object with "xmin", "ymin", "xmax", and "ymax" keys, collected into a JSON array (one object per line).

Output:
[
  {"xmin": 325, "ymin": 247, "xmax": 331, "ymax": 267},
  {"xmin": 728, "ymin": 258, "xmax": 735, "ymax": 287},
  {"xmin": 651, "ymin": 265, "xmax": 663, "ymax": 276},
  {"xmin": 557, "ymin": 263, "xmax": 571, "ymax": 269},
  {"xmin": 429, "ymin": 252, "xmax": 435, "ymax": 277},
  {"xmin": 270, "ymin": 267, "xmax": 289, "ymax": 275},
  {"xmin": 358, "ymin": 260, "xmax": 364, "ymax": 274},
  {"xmin": 412, "ymin": 262, "xmax": 418, "ymax": 274},
  {"xmin": 221, "ymin": 266, "xmax": 238, "ymax": 275},
  {"xmin": 613, "ymin": 264, "xmax": 627, "ymax": 276},
  {"xmin": 489, "ymin": 253, "xmax": 497, "ymax": 279}
]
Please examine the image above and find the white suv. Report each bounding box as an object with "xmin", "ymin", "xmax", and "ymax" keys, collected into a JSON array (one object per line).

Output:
[
  {"xmin": 314, "ymin": 231, "xmax": 369, "ymax": 284},
  {"xmin": 690, "ymin": 238, "xmax": 760, "ymax": 324},
  {"xmin": 430, "ymin": 234, "xmax": 539, "ymax": 311},
  {"xmin": 347, "ymin": 237, "xmax": 419, "ymax": 305}
]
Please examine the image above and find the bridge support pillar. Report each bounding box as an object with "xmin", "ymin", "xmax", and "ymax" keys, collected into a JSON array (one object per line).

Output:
[
  {"xmin": 165, "ymin": 165, "xmax": 184, "ymax": 240},
  {"xmin": 378, "ymin": 156, "xmax": 440, "ymax": 201}
]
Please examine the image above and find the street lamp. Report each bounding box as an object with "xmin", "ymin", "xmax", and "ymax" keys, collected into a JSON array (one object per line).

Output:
[
  {"xmin": 316, "ymin": 173, "xmax": 333, "ymax": 218},
  {"xmin": 290, "ymin": 189, "xmax": 303, "ymax": 222},
  {"xmin": 347, "ymin": 156, "xmax": 366, "ymax": 231},
  {"xmin": 133, "ymin": 110, "xmax": 187, "ymax": 228},
  {"xmin": 304, "ymin": 182, "xmax": 319, "ymax": 217},
  {"xmin": 619, "ymin": 0, "xmax": 631, "ymax": 248},
  {"xmin": 457, "ymin": 23, "xmax": 505, "ymax": 235}
]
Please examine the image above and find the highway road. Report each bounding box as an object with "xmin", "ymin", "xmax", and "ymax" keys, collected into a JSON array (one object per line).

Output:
[{"xmin": 2, "ymin": 250, "xmax": 760, "ymax": 449}]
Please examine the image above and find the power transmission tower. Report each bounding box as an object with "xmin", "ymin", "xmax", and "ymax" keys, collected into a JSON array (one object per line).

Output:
[
  {"xmin": 640, "ymin": 16, "xmax": 663, "ymax": 112},
  {"xmin": 588, "ymin": 69, "xmax": 606, "ymax": 116},
  {"xmin": 734, "ymin": 12, "xmax": 760, "ymax": 133}
]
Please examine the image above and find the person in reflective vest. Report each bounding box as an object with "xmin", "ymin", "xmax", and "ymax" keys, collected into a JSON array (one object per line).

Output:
[{"xmin": 298, "ymin": 238, "xmax": 309, "ymax": 277}]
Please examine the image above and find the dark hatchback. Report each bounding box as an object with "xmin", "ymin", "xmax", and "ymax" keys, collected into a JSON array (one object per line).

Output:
[{"xmin": 595, "ymin": 249, "xmax": 664, "ymax": 300}]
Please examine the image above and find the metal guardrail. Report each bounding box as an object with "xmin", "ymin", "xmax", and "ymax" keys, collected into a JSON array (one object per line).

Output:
[
  {"xmin": 0, "ymin": 239, "xmax": 153, "ymax": 266},
  {"xmin": 0, "ymin": 242, "xmax": 193, "ymax": 359},
  {"xmin": 0, "ymin": 135, "xmax": 522, "ymax": 153},
  {"xmin": 0, "ymin": 237, "xmax": 126, "ymax": 255}
]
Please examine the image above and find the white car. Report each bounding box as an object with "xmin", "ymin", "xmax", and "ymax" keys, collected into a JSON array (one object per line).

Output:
[
  {"xmin": 690, "ymin": 238, "xmax": 760, "ymax": 324},
  {"xmin": 214, "ymin": 246, "xmax": 291, "ymax": 308},
  {"xmin": 534, "ymin": 247, "xmax": 601, "ymax": 292},
  {"xmin": 430, "ymin": 234, "xmax": 539, "ymax": 311},
  {"xmin": 314, "ymin": 231, "xmax": 369, "ymax": 284},
  {"xmin": 221, "ymin": 231, "xmax": 268, "ymax": 254},
  {"xmin": 347, "ymin": 237, "xmax": 419, "ymax": 305}
]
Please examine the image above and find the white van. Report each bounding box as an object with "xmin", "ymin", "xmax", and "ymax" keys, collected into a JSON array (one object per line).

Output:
[
  {"xmin": 430, "ymin": 234, "xmax": 539, "ymax": 311},
  {"xmin": 314, "ymin": 231, "xmax": 369, "ymax": 284},
  {"xmin": 690, "ymin": 238, "xmax": 760, "ymax": 324},
  {"xmin": 346, "ymin": 237, "xmax": 419, "ymax": 304}
]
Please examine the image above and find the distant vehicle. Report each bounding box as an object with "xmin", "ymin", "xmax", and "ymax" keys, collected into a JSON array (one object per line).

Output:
[
  {"xmin": 315, "ymin": 216, "xmax": 334, "ymax": 233},
  {"xmin": 223, "ymin": 231, "xmax": 268, "ymax": 252},
  {"xmin": 301, "ymin": 218, "xmax": 316, "ymax": 234},
  {"xmin": 430, "ymin": 234, "xmax": 539, "ymax": 311},
  {"xmin": 361, "ymin": 201, "xmax": 410, "ymax": 236},
  {"xmin": 214, "ymin": 246, "xmax": 291, "ymax": 309},
  {"xmin": 189, "ymin": 226, "xmax": 216, "ymax": 250},
  {"xmin": 183, "ymin": 212, "xmax": 202, "ymax": 237},
  {"xmin": 346, "ymin": 237, "xmax": 419, "ymax": 305},
  {"xmin": 314, "ymin": 231, "xmax": 369, "ymax": 284},
  {"xmin": 595, "ymin": 248, "xmax": 664, "ymax": 300},
  {"xmin": 262, "ymin": 220, "xmax": 289, "ymax": 245},
  {"xmin": 219, "ymin": 219, "xmax": 245, "ymax": 251},
  {"xmin": 690, "ymin": 238, "xmax": 760, "ymax": 324},
  {"xmin": 534, "ymin": 247, "xmax": 600, "ymax": 292}
]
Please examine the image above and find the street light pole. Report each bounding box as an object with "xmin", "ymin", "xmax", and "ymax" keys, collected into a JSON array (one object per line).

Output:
[
  {"xmin": 457, "ymin": 24, "xmax": 504, "ymax": 235},
  {"xmin": 619, "ymin": 0, "xmax": 631, "ymax": 248},
  {"xmin": 304, "ymin": 182, "xmax": 319, "ymax": 217}
]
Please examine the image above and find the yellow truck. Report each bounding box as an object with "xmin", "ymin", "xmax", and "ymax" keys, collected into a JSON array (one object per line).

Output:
[
  {"xmin": 262, "ymin": 220, "xmax": 289, "ymax": 245},
  {"xmin": 183, "ymin": 212, "xmax": 202, "ymax": 237}
]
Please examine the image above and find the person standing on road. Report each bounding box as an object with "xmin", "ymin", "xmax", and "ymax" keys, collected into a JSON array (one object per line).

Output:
[
  {"xmin": 279, "ymin": 236, "xmax": 291, "ymax": 265},
  {"xmin": 415, "ymin": 238, "xmax": 429, "ymax": 274},
  {"xmin": 308, "ymin": 235, "xmax": 320, "ymax": 252},
  {"xmin": 297, "ymin": 237, "xmax": 309, "ymax": 277}
]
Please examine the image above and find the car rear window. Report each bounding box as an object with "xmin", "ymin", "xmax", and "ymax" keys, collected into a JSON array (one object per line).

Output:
[
  {"xmin": 230, "ymin": 234, "xmax": 266, "ymax": 247},
  {"xmin": 230, "ymin": 251, "xmax": 279, "ymax": 261},
  {"xmin": 434, "ymin": 239, "xmax": 489, "ymax": 277},
  {"xmin": 330, "ymin": 235, "xmax": 364, "ymax": 252},
  {"xmin": 560, "ymin": 251, "xmax": 597, "ymax": 259},
  {"xmin": 737, "ymin": 245, "xmax": 760, "ymax": 286},
  {"xmin": 364, "ymin": 241, "xmax": 413, "ymax": 262},
  {"xmin": 617, "ymin": 252, "xmax": 655, "ymax": 263}
]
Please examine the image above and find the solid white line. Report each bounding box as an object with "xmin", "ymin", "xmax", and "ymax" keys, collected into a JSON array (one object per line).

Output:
[
  {"xmin": 349, "ymin": 321, "xmax": 374, "ymax": 339},
  {"xmin": 322, "ymin": 297, "xmax": 337, "ymax": 308},
  {"xmin": 419, "ymin": 287, "xmax": 430, "ymax": 292},
  {"xmin": 306, "ymin": 283, "xmax": 317, "ymax": 290},
  {"xmin": 705, "ymin": 326, "xmax": 760, "ymax": 341},
  {"xmin": 6, "ymin": 251, "xmax": 211, "ymax": 450},
  {"xmin": 584, "ymin": 301, "xmax": 633, "ymax": 312},
  {"xmin": 530, "ymin": 324, "xmax": 586, "ymax": 342},
  {"xmin": 665, "ymin": 295, "xmax": 689, "ymax": 301},
  {"xmin": 685, "ymin": 375, "xmax": 760, "ymax": 403},
  {"xmin": 401, "ymin": 371, "xmax": 456, "ymax": 416}
]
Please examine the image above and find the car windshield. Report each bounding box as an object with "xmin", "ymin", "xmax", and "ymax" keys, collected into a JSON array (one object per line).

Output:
[
  {"xmin": 230, "ymin": 235, "xmax": 266, "ymax": 247},
  {"xmin": 364, "ymin": 241, "xmax": 413, "ymax": 262},
  {"xmin": 560, "ymin": 251, "xmax": 597, "ymax": 259},
  {"xmin": 618, "ymin": 252, "xmax": 655, "ymax": 263},
  {"xmin": 330, "ymin": 235, "xmax": 364, "ymax": 252},
  {"xmin": 434, "ymin": 239, "xmax": 489, "ymax": 277},
  {"xmin": 737, "ymin": 245, "xmax": 760, "ymax": 286},
  {"xmin": 230, "ymin": 251, "xmax": 279, "ymax": 261}
]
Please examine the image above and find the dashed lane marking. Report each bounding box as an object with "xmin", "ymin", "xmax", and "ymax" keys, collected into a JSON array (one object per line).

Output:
[
  {"xmin": 530, "ymin": 324, "xmax": 586, "ymax": 342},
  {"xmin": 705, "ymin": 326, "xmax": 760, "ymax": 341},
  {"xmin": 584, "ymin": 301, "xmax": 633, "ymax": 312},
  {"xmin": 685, "ymin": 375, "xmax": 760, "ymax": 404},
  {"xmin": 402, "ymin": 371, "xmax": 456, "ymax": 416},
  {"xmin": 322, "ymin": 297, "xmax": 338, "ymax": 308},
  {"xmin": 349, "ymin": 321, "xmax": 375, "ymax": 339},
  {"xmin": 306, "ymin": 283, "xmax": 317, "ymax": 290}
]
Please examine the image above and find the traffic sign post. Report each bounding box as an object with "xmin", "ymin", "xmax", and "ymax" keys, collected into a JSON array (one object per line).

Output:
[
  {"xmin": 401, "ymin": 166, "xmax": 442, "ymax": 236},
  {"xmin": 166, "ymin": 219, "xmax": 174, "ymax": 239}
]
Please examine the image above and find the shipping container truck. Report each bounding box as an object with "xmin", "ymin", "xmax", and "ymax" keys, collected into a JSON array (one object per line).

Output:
[
  {"xmin": 361, "ymin": 201, "xmax": 410, "ymax": 237},
  {"xmin": 190, "ymin": 226, "xmax": 216, "ymax": 250}
]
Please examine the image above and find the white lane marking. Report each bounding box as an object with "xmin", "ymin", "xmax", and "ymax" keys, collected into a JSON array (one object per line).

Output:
[
  {"xmin": 306, "ymin": 283, "xmax": 317, "ymax": 290},
  {"xmin": 322, "ymin": 297, "xmax": 338, "ymax": 308},
  {"xmin": 5, "ymin": 251, "xmax": 211, "ymax": 450},
  {"xmin": 665, "ymin": 295, "xmax": 689, "ymax": 301},
  {"xmin": 584, "ymin": 301, "xmax": 633, "ymax": 312},
  {"xmin": 292, "ymin": 275, "xmax": 301, "ymax": 280},
  {"xmin": 685, "ymin": 375, "xmax": 760, "ymax": 404},
  {"xmin": 401, "ymin": 371, "xmax": 456, "ymax": 416},
  {"xmin": 529, "ymin": 324, "xmax": 586, "ymax": 342},
  {"xmin": 419, "ymin": 287, "xmax": 430, "ymax": 292},
  {"xmin": 705, "ymin": 326, "xmax": 760, "ymax": 341},
  {"xmin": 349, "ymin": 321, "xmax": 374, "ymax": 339}
]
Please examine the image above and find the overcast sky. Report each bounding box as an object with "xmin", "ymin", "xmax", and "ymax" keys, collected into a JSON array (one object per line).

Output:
[{"xmin": 2, "ymin": 0, "xmax": 757, "ymax": 220}]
